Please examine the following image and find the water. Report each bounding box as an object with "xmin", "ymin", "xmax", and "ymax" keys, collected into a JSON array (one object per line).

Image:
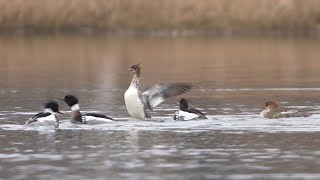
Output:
[{"xmin": 1, "ymin": 35, "xmax": 320, "ymax": 179}]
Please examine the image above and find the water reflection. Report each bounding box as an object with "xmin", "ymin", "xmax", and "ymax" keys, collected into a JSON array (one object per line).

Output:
[{"xmin": 1, "ymin": 36, "xmax": 320, "ymax": 89}]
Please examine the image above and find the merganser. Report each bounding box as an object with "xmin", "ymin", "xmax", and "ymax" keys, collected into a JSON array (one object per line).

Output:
[
  {"xmin": 124, "ymin": 64, "xmax": 191, "ymax": 120},
  {"xmin": 25, "ymin": 101, "xmax": 62, "ymax": 127},
  {"xmin": 174, "ymin": 98, "xmax": 207, "ymax": 120},
  {"xmin": 260, "ymin": 100, "xmax": 312, "ymax": 119},
  {"xmin": 62, "ymin": 95, "xmax": 114, "ymax": 124}
]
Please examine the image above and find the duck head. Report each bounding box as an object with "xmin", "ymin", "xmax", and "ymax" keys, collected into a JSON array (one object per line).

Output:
[
  {"xmin": 44, "ymin": 101, "xmax": 63, "ymax": 114},
  {"xmin": 128, "ymin": 64, "xmax": 141, "ymax": 77},
  {"xmin": 264, "ymin": 100, "xmax": 279, "ymax": 111},
  {"xmin": 179, "ymin": 98, "xmax": 189, "ymax": 111}
]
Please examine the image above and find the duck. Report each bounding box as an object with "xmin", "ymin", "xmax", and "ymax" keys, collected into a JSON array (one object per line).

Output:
[
  {"xmin": 61, "ymin": 95, "xmax": 114, "ymax": 124},
  {"xmin": 260, "ymin": 100, "xmax": 312, "ymax": 119},
  {"xmin": 173, "ymin": 98, "xmax": 207, "ymax": 120},
  {"xmin": 124, "ymin": 64, "xmax": 191, "ymax": 120},
  {"xmin": 25, "ymin": 101, "xmax": 62, "ymax": 127}
]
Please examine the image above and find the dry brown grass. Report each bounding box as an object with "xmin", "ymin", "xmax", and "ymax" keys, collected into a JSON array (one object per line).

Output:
[{"xmin": 0, "ymin": 0, "xmax": 320, "ymax": 34}]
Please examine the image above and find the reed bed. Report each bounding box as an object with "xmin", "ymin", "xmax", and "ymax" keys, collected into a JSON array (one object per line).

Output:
[{"xmin": 0, "ymin": 0, "xmax": 319, "ymax": 34}]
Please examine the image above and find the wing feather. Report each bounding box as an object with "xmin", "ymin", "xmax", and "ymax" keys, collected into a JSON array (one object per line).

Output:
[
  {"xmin": 85, "ymin": 113, "xmax": 113, "ymax": 120},
  {"xmin": 26, "ymin": 112, "xmax": 52, "ymax": 124},
  {"xmin": 188, "ymin": 108, "xmax": 207, "ymax": 118},
  {"xmin": 142, "ymin": 83, "xmax": 191, "ymax": 110}
]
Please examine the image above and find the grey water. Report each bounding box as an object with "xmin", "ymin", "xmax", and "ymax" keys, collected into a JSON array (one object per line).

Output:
[{"xmin": 1, "ymin": 35, "xmax": 320, "ymax": 179}]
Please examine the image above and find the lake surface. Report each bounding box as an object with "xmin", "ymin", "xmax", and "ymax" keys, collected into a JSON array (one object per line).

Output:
[{"xmin": 1, "ymin": 35, "xmax": 320, "ymax": 179}]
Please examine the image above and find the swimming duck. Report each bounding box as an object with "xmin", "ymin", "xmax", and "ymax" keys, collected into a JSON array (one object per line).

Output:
[
  {"xmin": 62, "ymin": 95, "xmax": 114, "ymax": 124},
  {"xmin": 25, "ymin": 101, "xmax": 62, "ymax": 127},
  {"xmin": 174, "ymin": 98, "xmax": 207, "ymax": 120},
  {"xmin": 124, "ymin": 64, "xmax": 191, "ymax": 120},
  {"xmin": 260, "ymin": 100, "xmax": 312, "ymax": 119}
]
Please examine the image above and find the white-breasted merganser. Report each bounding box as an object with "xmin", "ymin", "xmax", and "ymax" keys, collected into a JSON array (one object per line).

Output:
[
  {"xmin": 62, "ymin": 95, "xmax": 114, "ymax": 124},
  {"xmin": 174, "ymin": 98, "xmax": 207, "ymax": 120},
  {"xmin": 260, "ymin": 100, "xmax": 312, "ymax": 119},
  {"xmin": 124, "ymin": 64, "xmax": 191, "ymax": 120},
  {"xmin": 25, "ymin": 101, "xmax": 62, "ymax": 127}
]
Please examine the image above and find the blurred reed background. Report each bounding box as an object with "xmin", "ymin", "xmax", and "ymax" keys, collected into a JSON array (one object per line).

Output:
[{"xmin": 0, "ymin": 0, "xmax": 319, "ymax": 34}]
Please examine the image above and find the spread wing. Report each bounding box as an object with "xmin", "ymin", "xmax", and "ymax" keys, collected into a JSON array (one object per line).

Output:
[
  {"xmin": 26, "ymin": 112, "xmax": 52, "ymax": 124},
  {"xmin": 188, "ymin": 108, "xmax": 207, "ymax": 118},
  {"xmin": 142, "ymin": 83, "xmax": 191, "ymax": 110},
  {"xmin": 85, "ymin": 113, "xmax": 113, "ymax": 120}
]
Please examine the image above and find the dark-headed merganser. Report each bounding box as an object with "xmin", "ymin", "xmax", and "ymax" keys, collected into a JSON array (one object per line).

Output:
[
  {"xmin": 174, "ymin": 98, "xmax": 207, "ymax": 120},
  {"xmin": 25, "ymin": 101, "xmax": 62, "ymax": 127},
  {"xmin": 260, "ymin": 100, "xmax": 312, "ymax": 119},
  {"xmin": 62, "ymin": 95, "xmax": 114, "ymax": 124},
  {"xmin": 124, "ymin": 64, "xmax": 191, "ymax": 120}
]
